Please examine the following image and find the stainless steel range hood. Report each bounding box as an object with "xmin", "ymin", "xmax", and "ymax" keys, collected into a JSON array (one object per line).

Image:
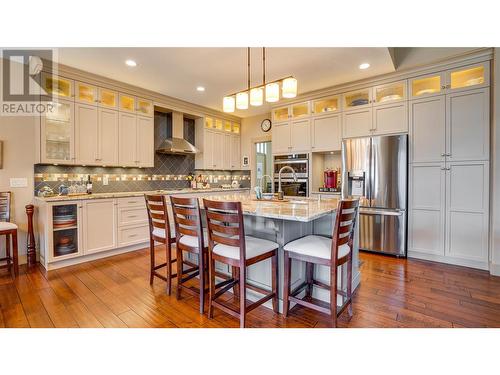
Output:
[{"xmin": 156, "ymin": 111, "xmax": 199, "ymax": 155}]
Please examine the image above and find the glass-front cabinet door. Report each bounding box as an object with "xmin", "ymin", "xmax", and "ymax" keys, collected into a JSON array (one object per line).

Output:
[
  {"xmin": 41, "ymin": 73, "xmax": 74, "ymax": 99},
  {"xmin": 119, "ymin": 94, "xmax": 136, "ymax": 113},
  {"xmin": 224, "ymin": 120, "xmax": 232, "ymax": 132},
  {"xmin": 291, "ymin": 102, "xmax": 310, "ymax": 118},
  {"xmin": 98, "ymin": 88, "xmax": 118, "ymax": 109},
  {"xmin": 312, "ymin": 96, "xmax": 340, "ymax": 115},
  {"xmin": 214, "ymin": 118, "xmax": 223, "ymax": 131},
  {"xmin": 373, "ymin": 81, "xmax": 406, "ymax": 105},
  {"xmin": 232, "ymin": 122, "xmax": 240, "ymax": 134},
  {"xmin": 410, "ymin": 73, "xmax": 444, "ymax": 99},
  {"xmin": 343, "ymin": 88, "xmax": 372, "ymax": 111},
  {"xmin": 41, "ymin": 99, "xmax": 75, "ymax": 164},
  {"xmin": 272, "ymin": 106, "xmax": 289, "ymax": 123},
  {"xmin": 448, "ymin": 62, "xmax": 489, "ymax": 91},
  {"xmin": 136, "ymin": 98, "xmax": 153, "ymax": 117},
  {"xmin": 205, "ymin": 117, "xmax": 214, "ymax": 129},
  {"xmin": 75, "ymin": 82, "xmax": 97, "ymax": 104},
  {"xmin": 51, "ymin": 203, "xmax": 81, "ymax": 261}
]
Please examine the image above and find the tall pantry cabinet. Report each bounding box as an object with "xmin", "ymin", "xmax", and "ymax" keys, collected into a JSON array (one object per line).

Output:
[{"xmin": 408, "ymin": 61, "xmax": 490, "ymax": 269}]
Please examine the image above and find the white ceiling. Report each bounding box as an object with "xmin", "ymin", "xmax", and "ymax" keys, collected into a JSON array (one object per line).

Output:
[{"xmin": 57, "ymin": 47, "xmax": 397, "ymax": 118}]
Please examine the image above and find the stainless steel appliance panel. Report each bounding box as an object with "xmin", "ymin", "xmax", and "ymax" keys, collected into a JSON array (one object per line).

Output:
[
  {"xmin": 341, "ymin": 137, "xmax": 371, "ymax": 207},
  {"xmin": 370, "ymin": 135, "xmax": 407, "ymax": 210},
  {"xmin": 273, "ymin": 178, "xmax": 308, "ymax": 197},
  {"xmin": 359, "ymin": 208, "xmax": 406, "ymax": 256}
]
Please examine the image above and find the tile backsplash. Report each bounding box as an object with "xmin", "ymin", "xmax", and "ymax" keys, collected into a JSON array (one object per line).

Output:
[{"xmin": 34, "ymin": 112, "xmax": 250, "ymax": 194}]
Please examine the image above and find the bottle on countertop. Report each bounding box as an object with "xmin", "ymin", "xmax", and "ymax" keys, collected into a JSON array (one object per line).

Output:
[{"xmin": 86, "ymin": 175, "xmax": 93, "ymax": 194}]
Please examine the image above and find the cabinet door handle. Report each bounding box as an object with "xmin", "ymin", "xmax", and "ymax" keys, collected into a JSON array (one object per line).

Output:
[
  {"xmin": 441, "ymin": 152, "xmax": 446, "ymax": 157},
  {"xmin": 446, "ymin": 153, "xmax": 451, "ymax": 157},
  {"xmin": 441, "ymin": 85, "xmax": 446, "ymax": 90}
]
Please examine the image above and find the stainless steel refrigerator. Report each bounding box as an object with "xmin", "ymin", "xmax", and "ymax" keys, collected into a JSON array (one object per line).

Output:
[{"xmin": 341, "ymin": 134, "xmax": 407, "ymax": 257}]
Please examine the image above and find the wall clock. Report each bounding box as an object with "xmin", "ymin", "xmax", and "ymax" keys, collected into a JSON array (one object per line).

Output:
[{"xmin": 261, "ymin": 118, "xmax": 272, "ymax": 132}]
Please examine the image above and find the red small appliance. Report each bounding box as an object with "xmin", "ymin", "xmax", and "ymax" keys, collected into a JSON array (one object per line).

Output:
[{"xmin": 324, "ymin": 170, "xmax": 338, "ymax": 189}]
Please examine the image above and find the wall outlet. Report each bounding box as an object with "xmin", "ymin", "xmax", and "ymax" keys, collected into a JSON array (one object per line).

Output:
[
  {"xmin": 103, "ymin": 175, "xmax": 109, "ymax": 185},
  {"xmin": 10, "ymin": 177, "xmax": 28, "ymax": 188}
]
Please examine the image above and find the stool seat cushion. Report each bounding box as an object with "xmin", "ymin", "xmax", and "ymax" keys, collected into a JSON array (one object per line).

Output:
[
  {"xmin": 179, "ymin": 228, "xmax": 208, "ymax": 249},
  {"xmin": 213, "ymin": 236, "xmax": 278, "ymax": 260},
  {"xmin": 0, "ymin": 222, "xmax": 17, "ymax": 231},
  {"xmin": 152, "ymin": 224, "xmax": 175, "ymax": 239},
  {"xmin": 283, "ymin": 235, "xmax": 350, "ymax": 260}
]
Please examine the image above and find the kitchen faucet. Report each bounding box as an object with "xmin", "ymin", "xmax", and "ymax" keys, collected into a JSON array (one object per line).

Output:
[
  {"xmin": 258, "ymin": 174, "xmax": 273, "ymax": 194},
  {"xmin": 277, "ymin": 166, "xmax": 297, "ymax": 200}
]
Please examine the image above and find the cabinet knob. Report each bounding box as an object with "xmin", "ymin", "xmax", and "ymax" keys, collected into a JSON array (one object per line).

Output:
[
  {"xmin": 441, "ymin": 152, "xmax": 446, "ymax": 157},
  {"xmin": 441, "ymin": 85, "xmax": 446, "ymax": 90}
]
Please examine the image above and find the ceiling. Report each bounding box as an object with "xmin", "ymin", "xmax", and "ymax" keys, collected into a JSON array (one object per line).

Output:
[{"xmin": 57, "ymin": 48, "xmax": 399, "ymax": 118}]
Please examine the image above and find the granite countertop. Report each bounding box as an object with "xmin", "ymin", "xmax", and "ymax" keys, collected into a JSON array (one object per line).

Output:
[
  {"xmin": 197, "ymin": 193, "xmax": 339, "ymax": 222},
  {"xmin": 311, "ymin": 190, "xmax": 342, "ymax": 195},
  {"xmin": 34, "ymin": 187, "xmax": 250, "ymax": 202}
]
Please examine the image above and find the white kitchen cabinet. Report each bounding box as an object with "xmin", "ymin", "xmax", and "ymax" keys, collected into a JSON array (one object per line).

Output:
[
  {"xmin": 272, "ymin": 122, "xmax": 292, "ymax": 154},
  {"xmin": 75, "ymin": 81, "xmax": 98, "ymax": 105},
  {"xmin": 342, "ymin": 87, "xmax": 372, "ymax": 111},
  {"xmin": 212, "ymin": 131, "xmax": 224, "ymax": 169},
  {"xmin": 372, "ymin": 101, "xmax": 408, "ymax": 135},
  {"xmin": 82, "ymin": 199, "xmax": 117, "ymax": 254},
  {"xmin": 223, "ymin": 133, "xmax": 231, "ymax": 170},
  {"xmin": 119, "ymin": 93, "xmax": 136, "ymax": 113},
  {"xmin": 75, "ymin": 102, "xmax": 99, "ymax": 165},
  {"xmin": 446, "ymin": 88, "xmax": 489, "ymax": 162},
  {"xmin": 41, "ymin": 73, "xmax": 74, "ymax": 100},
  {"xmin": 272, "ymin": 106, "xmax": 290, "ymax": 123},
  {"xmin": 410, "ymin": 72, "xmax": 445, "ymax": 99},
  {"xmin": 118, "ymin": 112, "xmax": 138, "ymax": 167},
  {"xmin": 311, "ymin": 113, "xmax": 341, "ymax": 151},
  {"xmin": 342, "ymin": 107, "xmax": 372, "ymax": 138},
  {"xmin": 136, "ymin": 98, "xmax": 154, "ymax": 117},
  {"xmin": 312, "ymin": 95, "xmax": 341, "ymax": 116},
  {"xmin": 409, "ymin": 163, "xmax": 446, "ymax": 256},
  {"xmin": 40, "ymin": 98, "xmax": 75, "ymax": 164},
  {"xmin": 98, "ymin": 88, "xmax": 118, "ymax": 109},
  {"xmin": 409, "ymin": 95, "xmax": 446, "ymax": 163},
  {"xmin": 373, "ymin": 80, "xmax": 406, "ymax": 106},
  {"xmin": 136, "ymin": 115, "xmax": 154, "ymax": 168},
  {"xmin": 290, "ymin": 119, "xmax": 311, "ymax": 153},
  {"xmin": 446, "ymin": 62, "xmax": 490, "ymax": 93},
  {"xmin": 445, "ymin": 161, "xmax": 489, "ymax": 263},
  {"xmin": 230, "ymin": 134, "xmax": 241, "ymax": 170},
  {"xmin": 202, "ymin": 130, "xmax": 215, "ymax": 169},
  {"xmin": 98, "ymin": 108, "xmax": 119, "ymax": 165}
]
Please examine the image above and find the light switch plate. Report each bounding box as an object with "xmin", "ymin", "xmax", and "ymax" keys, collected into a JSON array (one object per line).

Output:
[{"xmin": 10, "ymin": 177, "xmax": 28, "ymax": 188}]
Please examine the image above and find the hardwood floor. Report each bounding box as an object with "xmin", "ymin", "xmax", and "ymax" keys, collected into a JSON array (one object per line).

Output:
[{"xmin": 1, "ymin": 248, "xmax": 500, "ymax": 328}]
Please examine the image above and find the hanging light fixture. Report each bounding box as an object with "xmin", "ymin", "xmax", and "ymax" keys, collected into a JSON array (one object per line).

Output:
[
  {"xmin": 282, "ymin": 77, "xmax": 298, "ymax": 98},
  {"xmin": 222, "ymin": 47, "xmax": 297, "ymax": 111}
]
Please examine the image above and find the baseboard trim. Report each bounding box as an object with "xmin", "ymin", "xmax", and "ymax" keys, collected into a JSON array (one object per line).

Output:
[
  {"xmin": 408, "ymin": 250, "xmax": 489, "ymax": 271},
  {"xmin": 490, "ymin": 263, "xmax": 500, "ymax": 276}
]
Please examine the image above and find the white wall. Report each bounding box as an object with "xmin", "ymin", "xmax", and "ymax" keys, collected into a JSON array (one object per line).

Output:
[{"xmin": 491, "ymin": 48, "xmax": 500, "ymax": 275}]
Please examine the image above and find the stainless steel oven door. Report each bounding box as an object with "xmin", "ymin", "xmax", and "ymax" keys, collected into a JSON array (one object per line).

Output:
[
  {"xmin": 274, "ymin": 178, "xmax": 308, "ymax": 197},
  {"xmin": 273, "ymin": 154, "xmax": 309, "ymax": 179},
  {"xmin": 359, "ymin": 208, "xmax": 407, "ymax": 256}
]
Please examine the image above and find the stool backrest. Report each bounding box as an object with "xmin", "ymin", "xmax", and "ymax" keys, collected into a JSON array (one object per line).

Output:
[
  {"xmin": 203, "ymin": 199, "xmax": 245, "ymax": 261},
  {"xmin": 331, "ymin": 199, "xmax": 359, "ymax": 261},
  {"xmin": 0, "ymin": 191, "xmax": 11, "ymax": 222},
  {"xmin": 144, "ymin": 194, "xmax": 171, "ymax": 241},
  {"xmin": 170, "ymin": 196, "xmax": 204, "ymax": 249}
]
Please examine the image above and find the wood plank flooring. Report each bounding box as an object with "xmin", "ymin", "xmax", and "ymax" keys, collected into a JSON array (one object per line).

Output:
[{"xmin": 1, "ymin": 248, "xmax": 500, "ymax": 328}]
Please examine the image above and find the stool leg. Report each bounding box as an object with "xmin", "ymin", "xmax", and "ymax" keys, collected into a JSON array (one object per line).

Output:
[
  {"xmin": 330, "ymin": 263, "xmax": 338, "ymax": 328},
  {"xmin": 5, "ymin": 233, "xmax": 11, "ymax": 270},
  {"xmin": 283, "ymin": 251, "xmax": 291, "ymax": 317},
  {"xmin": 208, "ymin": 252, "xmax": 216, "ymax": 319},
  {"xmin": 149, "ymin": 238, "xmax": 155, "ymax": 285},
  {"xmin": 165, "ymin": 242, "xmax": 172, "ymax": 296},
  {"xmin": 176, "ymin": 245, "xmax": 183, "ymax": 300},
  {"xmin": 271, "ymin": 250, "xmax": 279, "ymax": 313},
  {"xmin": 12, "ymin": 230, "xmax": 19, "ymax": 277},
  {"xmin": 198, "ymin": 249, "xmax": 205, "ymax": 314},
  {"xmin": 305, "ymin": 262, "xmax": 314, "ymax": 298},
  {"xmin": 347, "ymin": 253, "xmax": 353, "ymax": 320},
  {"xmin": 239, "ymin": 265, "xmax": 246, "ymax": 328},
  {"xmin": 231, "ymin": 266, "xmax": 239, "ymax": 300}
]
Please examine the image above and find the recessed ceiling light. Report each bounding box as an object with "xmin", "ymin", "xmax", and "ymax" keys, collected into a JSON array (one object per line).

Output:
[
  {"xmin": 196, "ymin": 86, "xmax": 205, "ymax": 92},
  {"xmin": 125, "ymin": 59, "xmax": 137, "ymax": 67},
  {"xmin": 359, "ymin": 63, "xmax": 370, "ymax": 70}
]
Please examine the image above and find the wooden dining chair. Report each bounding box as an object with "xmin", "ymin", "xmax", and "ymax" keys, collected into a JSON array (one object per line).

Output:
[
  {"xmin": 203, "ymin": 199, "xmax": 279, "ymax": 328},
  {"xmin": 282, "ymin": 199, "xmax": 359, "ymax": 327},
  {"xmin": 144, "ymin": 194, "xmax": 177, "ymax": 295},
  {"xmin": 170, "ymin": 196, "xmax": 210, "ymax": 313},
  {"xmin": 0, "ymin": 192, "xmax": 19, "ymax": 277}
]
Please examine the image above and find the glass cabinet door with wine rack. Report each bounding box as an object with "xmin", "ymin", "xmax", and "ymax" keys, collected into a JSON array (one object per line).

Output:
[
  {"xmin": 41, "ymin": 99, "xmax": 75, "ymax": 164},
  {"xmin": 50, "ymin": 203, "xmax": 82, "ymax": 261}
]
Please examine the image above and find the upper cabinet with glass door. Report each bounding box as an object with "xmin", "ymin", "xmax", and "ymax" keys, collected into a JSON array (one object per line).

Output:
[
  {"xmin": 41, "ymin": 73, "xmax": 74, "ymax": 100},
  {"xmin": 136, "ymin": 98, "xmax": 154, "ymax": 117},
  {"xmin": 214, "ymin": 118, "xmax": 223, "ymax": 131},
  {"xmin": 410, "ymin": 73, "xmax": 445, "ymax": 99},
  {"xmin": 373, "ymin": 81, "xmax": 406, "ymax": 106},
  {"xmin": 224, "ymin": 120, "xmax": 232, "ymax": 132},
  {"xmin": 41, "ymin": 99, "xmax": 75, "ymax": 164},
  {"xmin": 342, "ymin": 88, "xmax": 372, "ymax": 111},
  {"xmin": 119, "ymin": 94, "xmax": 136, "ymax": 113},
  {"xmin": 75, "ymin": 82, "xmax": 97, "ymax": 105},
  {"xmin": 312, "ymin": 95, "xmax": 340, "ymax": 116},
  {"xmin": 272, "ymin": 106, "xmax": 290, "ymax": 123},
  {"xmin": 232, "ymin": 122, "xmax": 240, "ymax": 134},
  {"xmin": 447, "ymin": 62, "xmax": 490, "ymax": 92},
  {"xmin": 98, "ymin": 88, "xmax": 118, "ymax": 109},
  {"xmin": 291, "ymin": 102, "xmax": 310, "ymax": 119}
]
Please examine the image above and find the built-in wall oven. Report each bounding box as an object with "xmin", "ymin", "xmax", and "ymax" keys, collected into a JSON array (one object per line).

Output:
[{"xmin": 273, "ymin": 154, "xmax": 309, "ymax": 197}]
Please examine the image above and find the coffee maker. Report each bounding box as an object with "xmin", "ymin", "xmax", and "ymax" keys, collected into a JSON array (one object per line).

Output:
[{"xmin": 320, "ymin": 169, "xmax": 340, "ymax": 192}]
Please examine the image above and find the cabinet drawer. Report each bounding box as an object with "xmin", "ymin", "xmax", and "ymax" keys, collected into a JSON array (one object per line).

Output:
[
  {"xmin": 118, "ymin": 206, "xmax": 148, "ymax": 227},
  {"xmin": 116, "ymin": 197, "xmax": 145, "ymax": 207},
  {"xmin": 117, "ymin": 225, "xmax": 150, "ymax": 247}
]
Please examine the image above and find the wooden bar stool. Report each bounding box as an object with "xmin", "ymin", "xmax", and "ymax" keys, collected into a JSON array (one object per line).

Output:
[
  {"xmin": 170, "ymin": 196, "xmax": 210, "ymax": 313},
  {"xmin": 0, "ymin": 192, "xmax": 19, "ymax": 277},
  {"xmin": 283, "ymin": 199, "xmax": 359, "ymax": 327},
  {"xmin": 203, "ymin": 199, "xmax": 279, "ymax": 328},
  {"xmin": 144, "ymin": 194, "xmax": 177, "ymax": 295}
]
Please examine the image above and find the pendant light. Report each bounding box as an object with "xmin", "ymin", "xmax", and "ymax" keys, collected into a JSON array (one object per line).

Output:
[
  {"xmin": 236, "ymin": 91, "xmax": 249, "ymax": 109},
  {"xmin": 250, "ymin": 87, "xmax": 263, "ymax": 106},
  {"xmin": 282, "ymin": 77, "xmax": 298, "ymax": 98},
  {"xmin": 223, "ymin": 96, "xmax": 235, "ymax": 113},
  {"xmin": 265, "ymin": 82, "xmax": 280, "ymax": 102}
]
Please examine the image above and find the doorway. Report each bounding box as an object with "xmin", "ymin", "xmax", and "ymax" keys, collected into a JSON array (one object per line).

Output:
[{"xmin": 255, "ymin": 141, "xmax": 272, "ymax": 193}]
